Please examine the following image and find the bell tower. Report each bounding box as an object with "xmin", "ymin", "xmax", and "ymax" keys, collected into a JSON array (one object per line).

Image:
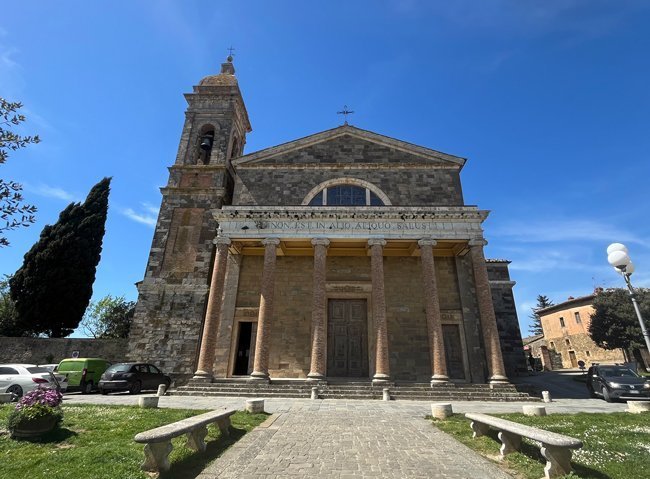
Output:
[{"xmin": 128, "ymin": 56, "xmax": 251, "ymax": 379}]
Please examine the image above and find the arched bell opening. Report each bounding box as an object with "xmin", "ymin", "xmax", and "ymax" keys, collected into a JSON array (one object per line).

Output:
[{"xmin": 195, "ymin": 125, "xmax": 216, "ymax": 165}]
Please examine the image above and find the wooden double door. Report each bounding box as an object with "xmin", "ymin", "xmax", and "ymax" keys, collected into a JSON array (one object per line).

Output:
[{"xmin": 327, "ymin": 299, "xmax": 369, "ymax": 377}]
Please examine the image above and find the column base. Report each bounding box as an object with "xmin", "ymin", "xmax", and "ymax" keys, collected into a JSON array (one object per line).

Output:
[
  {"xmin": 488, "ymin": 375, "xmax": 510, "ymax": 385},
  {"xmin": 430, "ymin": 375, "xmax": 450, "ymax": 385},
  {"xmin": 190, "ymin": 371, "xmax": 213, "ymax": 383},
  {"xmin": 372, "ymin": 374, "xmax": 391, "ymax": 385},
  {"xmin": 249, "ymin": 371, "xmax": 270, "ymax": 382},
  {"xmin": 306, "ymin": 373, "xmax": 326, "ymax": 383}
]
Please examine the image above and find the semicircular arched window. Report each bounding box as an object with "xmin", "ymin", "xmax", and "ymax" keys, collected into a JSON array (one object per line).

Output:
[{"xmin": 307, "ymin": 184, "xmax": 385, "ymax": 206}]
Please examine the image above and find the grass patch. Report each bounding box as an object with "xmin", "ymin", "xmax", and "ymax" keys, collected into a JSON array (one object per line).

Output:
[
  {"xmin": 0, "ymin": 403, "xmax": 267, "ymax": 479},
  {"xmin": 432, "ymin": 412, "xmax": 650, "ymax": 479}
]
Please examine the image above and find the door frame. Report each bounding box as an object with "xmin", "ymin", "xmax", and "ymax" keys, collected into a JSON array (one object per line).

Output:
[
  {"xmin": 325, "ymin": 281, "xmax": 373, "ymax": 378},
  {"xmin": 227, "ymin": 307, "xmax": 259, "ymax": 377},
  {"xmin": 440, "ymin": 310, "xmax": 471, "ymax": 383}
]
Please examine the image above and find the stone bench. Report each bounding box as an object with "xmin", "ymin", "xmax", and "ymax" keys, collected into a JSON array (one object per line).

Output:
[
  {"xmin": 465, "ymin": 413, "xmax": 582, "ymax": 479},
  {"xmin": 134, "ymin": 408, "xmax": 236, "ymax": 472}
]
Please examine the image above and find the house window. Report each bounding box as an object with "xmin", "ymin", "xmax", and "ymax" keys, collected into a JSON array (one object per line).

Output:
[
  {"xmin": 585, "ymin": 351, "xmax": 591, "ymax": 357},
  {"xmin": 574, "ymin": 312, "xmax": 581, "ymax": 324},
  {"xmin": 559, "ymin": 317, "xmax": 565, "ymax": 328},
  {"xmin": 549, "ymin": 341, "xmax": 555, "ymax": 350},
  {"xmin": 565, "ymin": 339, "xmax": 571, "ymax": 346}
]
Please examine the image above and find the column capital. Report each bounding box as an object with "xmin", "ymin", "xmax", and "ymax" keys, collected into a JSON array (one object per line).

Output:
[
  {"xmin": 468, "ymin": 238, "xmax": 488, "ymax": 247},
  {"xmin": 213, "ymin": 236, "xmax": 232, "ymax": 246},
  {"xmin": 368, "ymin": 238, "xmax": 387, "ymax": 247},
  {"xmin": 417, "ymin": 238, "xmax": 438, "ymax": 247},
  {"xmin": 311, "ymin": 237, "xmax": 330, "ymax": 247},
  {"xmin": 261, "ymin": 237, "xmax": 281, "ymax": 247}
]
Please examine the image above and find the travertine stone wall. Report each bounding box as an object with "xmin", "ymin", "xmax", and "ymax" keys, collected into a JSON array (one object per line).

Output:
[
  {"xmin": 267, "ymin": 257, "xmax": 313, "ymax": 378},
  {"xmin": 233, "ymin": 255, "xmax": 314, "ymax": 378},
  {"xmin": 234, "ymin": 136, "xmax": 463, "ymax": 206},
  {"xmin": 0, "ymin": 337, "xmax": 127, "ymax": 365},
  {"xmin": 455, "ymin": 255, "xmax": 486, "ymax": 382},
  {"xmin": 486, "ymin": 262, "xmax": 527, "ymax": 376},
  {"xmin": 384, "ymin": 257, "xmax": 429, "ymax": 381},
  {"xmin": 127, "ymin": 187, "xmax": 219, "ymax": 379}
]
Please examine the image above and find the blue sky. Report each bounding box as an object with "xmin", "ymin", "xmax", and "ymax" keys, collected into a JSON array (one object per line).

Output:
[{"xmin": 2, "ymin": 1, "xmax": 650, "ymax": 338}]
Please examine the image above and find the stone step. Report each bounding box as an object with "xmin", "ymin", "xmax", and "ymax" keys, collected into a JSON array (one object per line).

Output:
[{"xmin": 169, "ymin": 381, "xmax": 537, "ymax": 401}]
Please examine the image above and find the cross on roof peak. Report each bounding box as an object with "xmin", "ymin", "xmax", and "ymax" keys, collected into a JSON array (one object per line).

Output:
[{"xmin": 337, "ymin": 105, "xmax": 354, "ymax": 125}]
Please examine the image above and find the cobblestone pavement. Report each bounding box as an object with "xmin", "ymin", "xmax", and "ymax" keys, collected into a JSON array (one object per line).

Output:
[
  {"xmin": 63, "ymin": 393, "xmax": 628, "ymax": 415},
  {"xmin": 197, "ymin": 401, "xmax": 513, "ymax": 479},
  {"xmin": 62, "ymin": 393, "xmax": 628, "ymax": 478}
]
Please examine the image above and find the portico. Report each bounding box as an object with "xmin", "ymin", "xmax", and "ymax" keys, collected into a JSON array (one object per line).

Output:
[{"xmin": 193, "ymin": 206, "xmax": 508, "ymax": 385}]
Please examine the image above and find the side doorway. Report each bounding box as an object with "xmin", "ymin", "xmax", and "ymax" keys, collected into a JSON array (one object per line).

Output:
[
  {"xmin": 233, "ymin": 322, "xmax": 257, "ymax": 376},
  {"xmin": 442, "ymin": 324, "xmax": 467, "ymax": 381}
]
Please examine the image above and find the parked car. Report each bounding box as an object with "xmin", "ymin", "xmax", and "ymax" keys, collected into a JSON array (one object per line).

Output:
[
  {"xmin": 57, "ymin": 358, "xmax": 111, "ymax": 394},
  {"xmin": 0, "ymin": 364, "xmax": 60, "ymax": 400},
  {"xmin": 586, "ymin": 364, "xmax": 650, "ymax": 402},
  {"xmin": 99, "ymin": 363, "xmax": 171, "ymax": 395},
  {"xmin": 39, "ymin": 364, "xmax": 69, "ymax": 392}
]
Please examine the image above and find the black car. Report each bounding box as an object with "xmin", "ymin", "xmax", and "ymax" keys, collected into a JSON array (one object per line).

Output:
[
  {"xmin": 586, "ymin": 365, "xmax": 650, "ymax": 402},
  {"xmin": 98, "ymin": 363, "xmax": 171, "ymax": 395}
]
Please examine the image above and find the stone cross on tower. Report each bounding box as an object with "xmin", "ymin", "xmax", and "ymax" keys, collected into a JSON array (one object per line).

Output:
[{"xmin": 337, "ymin": 105, "xmax": 354, "ymax": 125}]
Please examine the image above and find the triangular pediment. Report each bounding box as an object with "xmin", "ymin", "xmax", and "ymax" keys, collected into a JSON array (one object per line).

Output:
[{"xmin": 232, "ymin": 125, "xmax": 466, "ymax": 168}]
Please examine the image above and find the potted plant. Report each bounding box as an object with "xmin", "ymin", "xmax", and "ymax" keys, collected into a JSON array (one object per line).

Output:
[{"xmin": 6, "ymin": 387, "xmax": 64, "ymax": 439}]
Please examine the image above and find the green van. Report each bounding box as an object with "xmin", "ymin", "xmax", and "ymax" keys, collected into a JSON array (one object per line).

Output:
[{"xmin": 57, "ymin": 358, "xmax": 111, "ymax": 394}]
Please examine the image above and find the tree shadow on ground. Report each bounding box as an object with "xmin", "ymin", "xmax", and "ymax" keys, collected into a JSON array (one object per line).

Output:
[
  {"xmin": 159, "ymin": 426, "xmax": 246, "ymax": 479},
  {"xmin": 12, "ymin": 427, "xmax": 77, "ymax": 444}
]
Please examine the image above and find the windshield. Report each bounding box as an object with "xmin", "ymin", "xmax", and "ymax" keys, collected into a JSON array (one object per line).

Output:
[
  {"xmin": 106, "ymin": 364, "xmax": 132, "ymax": 373},
  {"xmin": 601, "ymin": 367, "xmax": 638, "ymax": 378},
  {"xmin": 26, "ymin": 367, "xmax": 50, "ymax": 374}
]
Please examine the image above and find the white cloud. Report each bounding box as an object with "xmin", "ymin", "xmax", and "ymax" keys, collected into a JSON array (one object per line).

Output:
[
  {"xmin": 491, "ymin": 218, "xmax": 648, "ymax": 247},
  {"xmin": 122, "ymin": 208, "xmax": 157, "ymax": 228},
  {"xmin": 141, "ymin": 202, "xmax": 160, "ymax": 215},
  {"xmin": 24, "ymin": 183, "xmax": 77, "ymax": 202},
  {"xmin": 0, "ymin": 36, "xmax": 25, "ymax": 97}
]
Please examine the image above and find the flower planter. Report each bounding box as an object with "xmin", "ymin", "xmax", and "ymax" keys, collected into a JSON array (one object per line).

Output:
[{"xmin": 10, "ymin": 414, "xmax": 58, "ymax": 439}]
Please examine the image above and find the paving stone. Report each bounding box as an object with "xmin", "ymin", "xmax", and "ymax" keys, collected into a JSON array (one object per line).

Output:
[{"xmin": 198, "ymin": 402, "xmax": 512, "ymax": 479}]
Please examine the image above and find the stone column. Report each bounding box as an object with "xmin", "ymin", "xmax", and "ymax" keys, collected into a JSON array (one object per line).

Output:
[
  {"xmin": 308, "ymin": 238, "xmax": 330, "ymax": 381},
  {"xmin": 193, "ymin": 236, "xmax": 231, "ymax": 380},
  {"xmin": 418, "ymin": 239, "xmax": 449, "ymax": 385},
  {"xmin": 469, "ymin": 238, "xmax": 508, "ymax": 384},
  {"xmin": 368, "ymin": 238, "xmax": 390, "ymax": 384},
  {"xmin": 250, "ymin": 238, "xmax": 281, "ymax": 381}
]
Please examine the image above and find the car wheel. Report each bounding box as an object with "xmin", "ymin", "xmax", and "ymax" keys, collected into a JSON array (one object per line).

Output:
[
  {"xmin": 81, "ymin": 381, "xmax": 93, "ymax": 394},
  {"xmin": 129, "ymin": 381, "xmax": 142, "ymax": 395},
  {"xmin": 7, "ymin": 384, "xmax": 23, "ymax": 401},
  {"xmin": 602, "ymin": 386, "xmax": 613, "ymax": 403}
]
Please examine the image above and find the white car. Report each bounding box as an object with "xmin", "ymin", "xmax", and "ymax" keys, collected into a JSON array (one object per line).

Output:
[
  {"xmin": 0, "ymin": 363, "xmax": 60, "ymax": 400},
  {"xmin": 39, "ymin": 364, "xmax": 69, "ymax": 392}
]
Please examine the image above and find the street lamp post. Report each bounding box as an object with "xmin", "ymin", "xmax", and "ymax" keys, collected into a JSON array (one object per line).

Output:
[{"xmin": 606, "ymin": 243, "xmax": 650, "ymax": 354}]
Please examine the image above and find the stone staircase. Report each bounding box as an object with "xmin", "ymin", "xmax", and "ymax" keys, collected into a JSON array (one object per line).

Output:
[{"xmin": 169, "ymin": 379, "xmax": 538, "ymax": 402}]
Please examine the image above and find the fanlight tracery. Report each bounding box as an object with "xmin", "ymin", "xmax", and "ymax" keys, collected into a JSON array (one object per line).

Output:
[{"xmin": 303, "ymin": 179, "xmax": 390, "ymax": 206}]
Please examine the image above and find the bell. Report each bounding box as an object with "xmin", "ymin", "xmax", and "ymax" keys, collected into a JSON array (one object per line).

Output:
[{"xmin": 200, "ymin": 134, "xmax": 213, "ymax": 152}]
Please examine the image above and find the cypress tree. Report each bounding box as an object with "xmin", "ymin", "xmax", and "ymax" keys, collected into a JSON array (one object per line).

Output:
[{"xmin": 9, "ymin": 178, "xmax": 111, "ymax": 337}]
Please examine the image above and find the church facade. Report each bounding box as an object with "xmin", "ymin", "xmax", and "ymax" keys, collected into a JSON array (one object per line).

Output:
[{"xmin": 127, "ymin": 58, "xmax": 526, "ymax": 385}]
